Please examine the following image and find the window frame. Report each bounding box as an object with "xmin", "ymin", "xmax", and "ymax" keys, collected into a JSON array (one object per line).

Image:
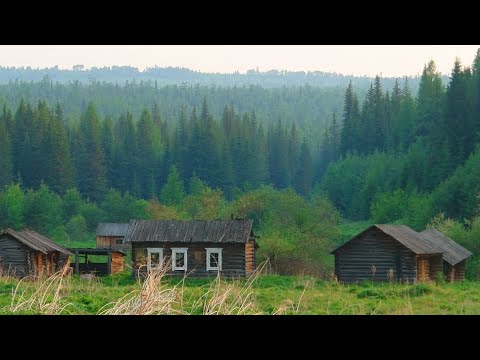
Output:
[
  {"xmin": 147, "ymin": 248, "xmax": 164, "ymax": 271},
  {"xmin": 171, "ymin": 248, "xmax": 188, "ymax": 271},
  {"xmin": 206, "ymin": 248, "xmax": 223, "ymax": 271}
]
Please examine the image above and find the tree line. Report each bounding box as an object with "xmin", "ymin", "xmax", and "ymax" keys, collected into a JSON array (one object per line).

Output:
[
  {"xmin": 0, "ymin": 97, "xmax": 316, "ymax": 201},
  {"xmin": 0, "ymin": 65, "xmax": 429, "ymax": 89}
]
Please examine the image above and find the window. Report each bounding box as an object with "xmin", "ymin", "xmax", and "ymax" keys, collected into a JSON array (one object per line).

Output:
[
  {"xmin": 147, "ymin": 248, "xmax": 164, "ymax": 271},
  {"xmin": 172, "ymin": 248, "xmax": 188, "ymax": 271},
  {"xmin": 206, "ymin": 248, "xmax": 222, "ymax": 271},
  {"xmin": 115, "ymin": 238, "xmax": 123, "ymax": 245}
]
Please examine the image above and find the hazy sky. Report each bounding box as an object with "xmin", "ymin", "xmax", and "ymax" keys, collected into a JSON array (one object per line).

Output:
[{"xmin": 0, "ymin": 45, "xmax": 479, "ymax": 77}]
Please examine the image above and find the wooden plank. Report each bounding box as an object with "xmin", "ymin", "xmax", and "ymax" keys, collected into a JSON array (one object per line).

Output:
[
  {"xmin": 75, "ymin": 250, "xmax": 79, "ymax": 274},
  {"xmin": 107, "ymin": 252, "xmax": 112, "ymax": 275}
]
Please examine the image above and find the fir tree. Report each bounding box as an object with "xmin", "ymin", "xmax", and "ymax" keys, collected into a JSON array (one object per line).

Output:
[{"xmin": 0, "ymin": 121, "xmax": 13, "ymax": 188}]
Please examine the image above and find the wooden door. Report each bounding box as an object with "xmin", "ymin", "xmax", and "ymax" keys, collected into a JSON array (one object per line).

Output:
[{"xmin": 417, "ymin": 256, "xmax": 430, "ymax": 282}]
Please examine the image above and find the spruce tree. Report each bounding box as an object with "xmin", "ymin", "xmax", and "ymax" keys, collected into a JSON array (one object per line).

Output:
[
  {"xmin": 219, "ymin": 140, "xmax": 235, "ymax": 199},
  {"xmin": 136, "ymin": 109, "xmax": 157, "ymax": 199},
  {"xmin": 295, "ymin": 139, "xmax": 313, "ymax": 196},
  {"xmin": 112, "ymin": 112, "xmax": 137, "ymax": 193},
  {"xmin": 102, "ymin": 116, "xmax": 115, "ymax": 189},
  {"xmin": 340, "ymin": 81, "xmax": 359, "ymax": 155},
  {"xmin": 77, "ymin": 102, "xmax": 107, "ymax": 201},
  {"xmin": 372, "ymin": 75, "xmax": 385, "ymax": 151},
  {"xmin": 0, "ymin": 121, "xmax": 13, "ymax": 188},
  {"xmin": 47, "ymin": 103, "xmax": 74, "ymax": 194}
]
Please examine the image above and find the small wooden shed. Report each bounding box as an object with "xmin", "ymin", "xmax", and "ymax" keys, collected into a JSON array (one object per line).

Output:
[
  {"xmin": 0, "ymin": 228, "xmax": 71, "ymax": 277},
  {"xmin": 95, "ymin": 223, "xmax": 130, "ymax": 250},
  {"xmin": 124, "ymin": 219, "xmax": 257, "ymax": 278},
  {"xmin": 69, "ymin": 248, "xmax": 126, "ymax": 276},
  {"xmin": 331, "ymin": 224, "xmax": 445, "ymax": 283},
  {"xmin": 420, "ymin": 228, "xmax": 472, "ymax": 282}
]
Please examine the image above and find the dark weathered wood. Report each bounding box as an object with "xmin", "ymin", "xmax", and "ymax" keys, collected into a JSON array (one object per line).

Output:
[
  {"xmin": 332, "ymin": 226, "xmax": 459, "ymax": 283},
  {"xmin": 75, "ymin": 250, "xmax": 79, "ymax": 274},
  {"xmin": 132, "ymin": 241, "xmax": 252, "ymax": 278},
  {"xmin": 96, "ymin": 236, "xmax": 131, "ymax": 250},
  {"xmin": 333, "ymin": 227, "xmax": 418, "ymax": 283},
  {"xmin": 0, "ymin": 232, "xmax": 71, "ymax": 278},
  {"xmin": 125, "ymin": 219, "xmax": 254, "ymax": 244},
  {"xmin": 107, "ymin": 252, "xmax": 112, "ymax": 275}
]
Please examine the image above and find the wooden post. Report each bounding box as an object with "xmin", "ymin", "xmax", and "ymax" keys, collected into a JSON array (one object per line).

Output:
[
  {"xmin": 75, "ymin": 250, "xmax": 79, "ymax": 274},
  {"xmin": 107, "ymin": 252, "xmax": 112, "ymax": 275}
]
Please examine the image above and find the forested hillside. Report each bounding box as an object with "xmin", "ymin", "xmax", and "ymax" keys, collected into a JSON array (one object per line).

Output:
[{"xmin": 319, "ymin": 51, "xmax": 480, "ymax": 227}]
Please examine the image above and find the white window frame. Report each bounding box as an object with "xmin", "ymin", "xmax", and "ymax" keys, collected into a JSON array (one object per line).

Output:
[
  {"xmin": 147, "ymin": 248, "xmax": 164, "ymax": 271},
  {"xmin": 206, "ymin": 248, "xmax": 223, "ymax": 271},
  {"xmin": 171, "ymin": 248, "xmax": 188, "ymax": 271}
]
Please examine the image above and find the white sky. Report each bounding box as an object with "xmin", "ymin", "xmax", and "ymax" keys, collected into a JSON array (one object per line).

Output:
[{"xmin": 0, "ymin": 45, "xmax": 478, "ymax": 77}]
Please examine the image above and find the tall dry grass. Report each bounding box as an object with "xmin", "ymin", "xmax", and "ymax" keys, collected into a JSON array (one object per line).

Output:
[
  {"xmin": 9, "ymin": 265, "xmax": 72, "ymax": 314},
  {"xmin": 98, "ymin": 263, "xmax": 183, "ymax": 315},
  {"xmin": 189, "ymin": 261, "xmax": 269, "ymax": 315},
  {"xmin": 99, "ymin": 260, "xmax": 271, "ymax": 315},
  {"xmin": 2, "ymin": 259, "xmax": 306, "ymax": 315}
]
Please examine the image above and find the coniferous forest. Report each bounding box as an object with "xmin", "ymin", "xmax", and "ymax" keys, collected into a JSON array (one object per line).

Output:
[{"xmin": 2, "ymin": 49, "xmax": 480, "ymax": 277}]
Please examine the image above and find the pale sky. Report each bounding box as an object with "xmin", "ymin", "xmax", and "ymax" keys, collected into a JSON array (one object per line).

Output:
[{"xmin": 0, "ymin": 45, "xmax": 479, "ymax": 77}]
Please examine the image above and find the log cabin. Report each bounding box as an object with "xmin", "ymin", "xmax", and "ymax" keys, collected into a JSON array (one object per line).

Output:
[
  {"xmin": 0, "ymin": 228, "xmax": 71, "ymax": 277},
  {"xmin": 420, "ymin": 228, "xmax": 472, "ymax": 282},
  {"xmin": 95, "ymin": 223, "xmax": 130, "ymax": 250},
  {"xmin": 124, "ymin": 219, "xmax": 257, "ymax": 278},
  {"xmin": 331, "ymin": 224, "xmax": 472, "ymax": 283}
]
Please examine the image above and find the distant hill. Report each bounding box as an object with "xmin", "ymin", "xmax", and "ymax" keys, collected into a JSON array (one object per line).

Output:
[{"xmin": 0, "ymin": 65, "xmax": 449, "ymax": 91}]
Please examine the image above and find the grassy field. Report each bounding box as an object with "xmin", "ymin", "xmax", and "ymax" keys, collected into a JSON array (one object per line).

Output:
[{"xmin": 1, "ymin": 269, "xmax": 479, "ymax": 315}]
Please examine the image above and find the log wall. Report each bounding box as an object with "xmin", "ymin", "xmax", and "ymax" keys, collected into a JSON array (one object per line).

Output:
[
  {"xmin": 245, "ymin": 240, "xmax": 256, "ymax": 274},
  {"xmin": 132, "ymin": 242, "xmax": 248, "ymax": 278},
  {"xmin": 333, "ymin": 227, "xmax": 417, "ymax": 283},
  {"xmin": 111, "ymin": 252, "xmax": 124, "ymax": 274},
  {"xmin": 0, "ymin": 233, "xmax": 29, "ymax": 277}
]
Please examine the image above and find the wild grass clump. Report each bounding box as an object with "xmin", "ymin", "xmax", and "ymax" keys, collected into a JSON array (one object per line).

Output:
[
  {"xmin": 406, "ymin": 283, "xmax": 432, "ymax": 297},
  {"xmin": 9, "ymin": 265, "xmax": 72, "ymax": 314},
  {"xmin": 190, "ymin": 262, "xmax": 270, "ymax": 315},
  {"xmin": 98, "ymin": 264, "xmax": 183, "ymax": 315}
]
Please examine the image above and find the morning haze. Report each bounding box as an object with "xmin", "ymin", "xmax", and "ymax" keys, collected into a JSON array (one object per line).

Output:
[{"xmin": 0, "ymin": 45, "xmax": 479, "ymax": 76}]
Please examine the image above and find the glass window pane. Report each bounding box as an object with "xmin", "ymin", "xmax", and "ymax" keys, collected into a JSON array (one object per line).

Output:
[
  {"xmin": 176, "ymin": 252, "xmax": 185, "ymax": 267},
  {"xmin": 151, "ymin": 252, "xmax": 160, "ymax": 267},
  {"xmin": 210, "ymin": 253, "xmax": 219, "ymax": 267}
]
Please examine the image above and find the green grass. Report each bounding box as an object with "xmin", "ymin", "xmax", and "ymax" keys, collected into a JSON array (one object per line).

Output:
[{"xmin": 1, "ymin": 272, "xmax": 480, "ymax": 314}]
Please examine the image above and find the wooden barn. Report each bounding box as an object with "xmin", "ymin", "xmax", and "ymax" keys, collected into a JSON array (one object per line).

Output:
[
  {"xmin": 420, "ymin": 228, "xmax": 472, "ymax": 282},
  {"xmin": 124, "ymin": 219, "xmax": 257, "ymax": 278},
  {"xmin": 95, "ymin": 223, "xmax": 130, "ymax": 250},
  {"xmin": 0, "ymin": 228, "xmax": 71, "ymax": 277},
  {"xmin": 332, "ymin": 224, "xmax": 472, "ymax": 283},
  {"xmin": 331, "ymin": 224, "xmax": 445, "ymax": 283}
]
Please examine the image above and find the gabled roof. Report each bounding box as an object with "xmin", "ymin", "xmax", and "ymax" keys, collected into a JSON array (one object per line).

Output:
[
  {"xmin": 124, "ymin": 219, "xmax": 254, "ymax": 244},
  {"xmin": 96, "ymin": 223, "xmax": 130, "ymax": 237},
  {"xmin": 0, "ymin": 229, "xmax": 72, "ymax": 255},
  {"xmin": 420, "ymin": 228, "xmax": 472, "ymax": 266},
  {"xmin": 331, "ymin": 224, "xmax": 444, "ymax": 255}
]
